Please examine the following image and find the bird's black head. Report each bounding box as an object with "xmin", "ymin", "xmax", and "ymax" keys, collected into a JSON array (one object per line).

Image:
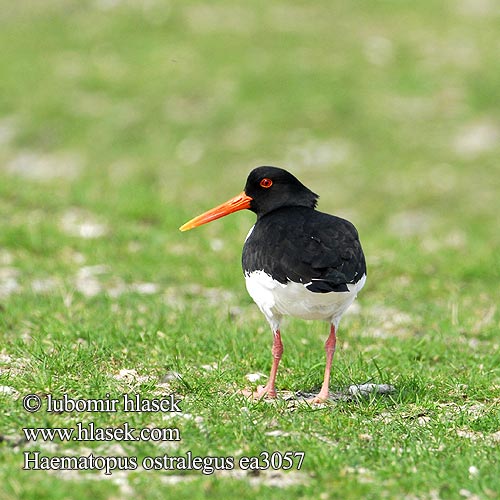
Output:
[
  {"xmin": 179, "ymin": 166, "xmax": 319, "ymax": 232},
  {"xmin": 244, "ymin": 166, "xmax": 319, "ymax": 217}
]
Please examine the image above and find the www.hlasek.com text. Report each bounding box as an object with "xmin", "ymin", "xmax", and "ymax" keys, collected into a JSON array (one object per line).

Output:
[{"xmin": 23, "ymin": 422, "xmax": 181, "ymax": 442}]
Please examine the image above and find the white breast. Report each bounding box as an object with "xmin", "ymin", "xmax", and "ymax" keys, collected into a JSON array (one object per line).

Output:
[{"xmin": 244, "ymin": 270, "xmax": 366, "ymax": 331}]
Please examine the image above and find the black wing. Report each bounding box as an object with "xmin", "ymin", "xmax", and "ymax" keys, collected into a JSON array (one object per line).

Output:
[{"xmin": 242, "ymin": 206, "xmax": 366, "ymax": 293}]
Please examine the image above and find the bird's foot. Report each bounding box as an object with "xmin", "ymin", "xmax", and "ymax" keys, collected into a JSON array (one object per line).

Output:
[
  {"xmin": 240, "ymin": 385, "xmax": 277, "ymax": 400},
  {"xmin": 310, "ymin": 390, "xmax": 330, "ymax": 404},
  {"xmin": 255, "ymin": 384, "xmax": 277, "ymax": 399},
  {"xmin": 310, "ymin": 396, "xmax": 327, "ymax": 404}
]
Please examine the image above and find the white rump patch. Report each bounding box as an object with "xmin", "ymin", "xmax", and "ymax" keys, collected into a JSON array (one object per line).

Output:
[{"xmin": 244, "ymin": 270, "xmax": 366, "ymax": 330}]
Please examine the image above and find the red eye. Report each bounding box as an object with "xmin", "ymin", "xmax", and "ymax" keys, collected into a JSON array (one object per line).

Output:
[{"xmin": 260, "ymin": 178, "xmax": 273, "ymax": 188}]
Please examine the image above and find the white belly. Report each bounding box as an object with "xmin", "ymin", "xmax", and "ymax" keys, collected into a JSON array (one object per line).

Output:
[{"xmin": 244, "ymin": 270, "xmax": 366, "ymax": 330}]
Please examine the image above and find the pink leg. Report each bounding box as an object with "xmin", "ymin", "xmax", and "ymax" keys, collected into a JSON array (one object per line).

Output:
[
  {"xmin": 313, "ymin": 324, "xmax": 337, "ymax": 402},
  {"xmin": 254, "ymin": 329, "xmax": 283, "ymax": 399}
]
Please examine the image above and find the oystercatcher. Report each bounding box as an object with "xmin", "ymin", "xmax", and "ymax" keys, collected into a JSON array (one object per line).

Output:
[{"xmin": 180, "ymin": 166, "xmax": 366, "ymax": 402}]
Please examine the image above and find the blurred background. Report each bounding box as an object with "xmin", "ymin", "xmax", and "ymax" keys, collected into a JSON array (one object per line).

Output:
[
  {"xmin": 1, "ymin": 3, "xmax": 499, "ymax": 498},
  {"xmin": 0, "ymin": 0, "xmax": 499, "ymax": 321}
]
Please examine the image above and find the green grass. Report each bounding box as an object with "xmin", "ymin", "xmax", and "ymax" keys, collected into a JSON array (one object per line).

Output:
[{"xmin": 1, "ymin": 1, "xmax": 499, "ymax": 499}]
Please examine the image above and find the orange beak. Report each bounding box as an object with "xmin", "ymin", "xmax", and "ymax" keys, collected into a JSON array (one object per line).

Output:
[{"xmin": 179, "ymin": 192, "xmax": 253, "ymax": 232}]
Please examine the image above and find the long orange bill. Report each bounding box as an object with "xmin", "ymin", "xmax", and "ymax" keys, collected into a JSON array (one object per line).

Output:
[{"xmin": 179, "ymin": 191, "xmax": 253, "ymax": 232}]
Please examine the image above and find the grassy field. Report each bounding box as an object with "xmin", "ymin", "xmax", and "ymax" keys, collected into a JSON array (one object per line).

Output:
[{"xmin": 1, "ymin": 1, "xmax": 499, "ymax": 499}]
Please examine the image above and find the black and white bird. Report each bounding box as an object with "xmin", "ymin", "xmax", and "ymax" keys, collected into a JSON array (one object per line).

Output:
[{"xmin": 180, "ymin": 166, "xmax": 366, "ymax": 402}]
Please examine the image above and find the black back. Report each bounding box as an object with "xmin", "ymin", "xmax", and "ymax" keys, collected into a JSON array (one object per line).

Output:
[{"xmin": 242, "ymin": 206, "xmax": 366, "ymax": 293}]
